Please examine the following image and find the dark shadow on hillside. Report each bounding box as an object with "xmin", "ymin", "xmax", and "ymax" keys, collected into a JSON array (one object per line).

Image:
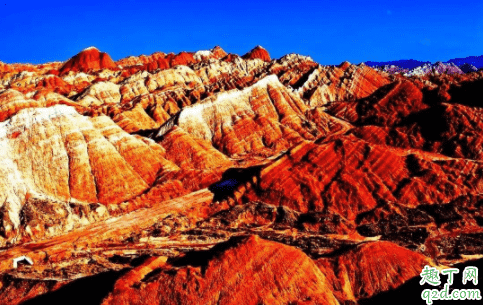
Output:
[
  {"xmin": 208, "ymin": 166, "xmax": 263, "ymax": 202},
  {"xmin": 448, "ymin": 79, "xmax": 483, "ymax": 108},
  {"xmin": 167, "ymin": 235, "xmax": 251, "ymax": 275},
  {"xmin": 399, "ymin": 104, "xmax": 449, "ymax": 141},
  {"xmin": 20, "ymin": 269, "xmax": 129, "ymax": 305},
  {"xmin": 291, "ymin": 67, "xmax": 318, "ymax": 90}
]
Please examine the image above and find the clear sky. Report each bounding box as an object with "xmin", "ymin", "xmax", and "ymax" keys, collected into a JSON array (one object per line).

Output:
[{"xmin": 1, "ymin": 0, "xmax": 482, "ymax": 65}]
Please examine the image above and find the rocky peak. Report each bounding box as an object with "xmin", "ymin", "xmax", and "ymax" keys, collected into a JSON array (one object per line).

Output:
[
  {"xmin": 210, "ymin": 45, "xmax": 228, "ymax": 59},
  {"xmin": 460, "ymin": 62, "xmax": 478, "ymax": 73},
  {"xmin": 242, "ymin": 45, "xmax": 271, "ymax": 62},
  {"xmin": 101, "ymin": 236, "xmax": 340, "ymax": 305},
  {"xmin": 0, "ymin": 45, "xmax": 483, "ymax": 305},
  {"xmin": 59, "ymin": 47, "xmax": 117, "ymax": 74},
  {"xmin": 338, "ymin": 61, "xmax": 352, "ymax": 69},
  {"xmin": 404, "ymin": 61, "xmax": 464, "ymax": 76}
]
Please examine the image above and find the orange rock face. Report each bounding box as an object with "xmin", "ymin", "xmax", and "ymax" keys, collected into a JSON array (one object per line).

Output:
[
  {"xmin": 242, "ymin": 45, "xmax": 271, "ymax": 62},
  {"xmin": 0, "ymin": 46, "xmax": 483, "ymax": 305},
  {"xmin": 240, "ymin": 135, "xmax": 483, "ymax": 220},
  {"xmin": 0, "ymin": 104, "xmax": 182, "ymax": 245},
  {"xmin": 102, "ymin": 235, "xmax": 339, "ymax": 305},
  {"xmin": 160, "ymin": 126, "xmax": 233, "ymax": 170},
  {"xmin": 0, "ymin": 89, "xmax": 82, "ymax": 122},
  {"xmin": 327, "ymin": 80, "xmax": 426, "ymax": 126},
  {"xmin": 316, "ymin": 241, "xmax": 431, "ymax": 301},
  {"xmin": 297, "ymin": 62, "xmax": 391, "ymax": 107},
  {"xmin": 210, "ymin": 46, "xmax": 228, "ymax": 59},
  {"xmin": 59, "ymin": 47, "xmax": 117, "ymax": 74},
  {"xmin": 115, "ymin": 50, "xmax": 200, "ymax": 73}
]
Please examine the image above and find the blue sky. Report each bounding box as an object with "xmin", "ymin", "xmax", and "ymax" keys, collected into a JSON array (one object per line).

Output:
[{"xmin": 1, "ymin": 0, "xmax": 482, "ymax": 65}]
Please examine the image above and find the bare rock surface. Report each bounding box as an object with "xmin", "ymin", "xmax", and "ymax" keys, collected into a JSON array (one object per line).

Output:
[
  {"xmin": 0, "ymin": 46, "xmax": 482, "ymax": 304},
  {"xmin": 102, "ymin": 235, "xmax": 339, "ymax": 305},
  {"xmin": 59, "ymin": 47, "xmax": 117, "ymax": 74}
]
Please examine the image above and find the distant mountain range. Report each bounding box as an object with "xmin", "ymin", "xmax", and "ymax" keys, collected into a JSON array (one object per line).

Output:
[
  {"xmin": 446, "ymin": 55, "xmax": 483, "ymax": 68},
  {"xmin": 365, "ymin": 55, "xmax": 483, "ymax": 70},
  {"xmin": 365, "ymin": 59, "xmax": 431, "ymax": 70},
  {"xmin": 459, "ymin": 62, "xmax": 478, "ymax": 73},
  {"xmin": 372, "ymin": 61, "xmax": 465, "ymax": 76}
]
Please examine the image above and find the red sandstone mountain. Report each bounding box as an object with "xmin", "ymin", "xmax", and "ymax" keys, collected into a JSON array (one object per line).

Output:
[
  {"xmin": 102, "ymin": 236, "xmax": 339, "ymax": 305},
  {"xmin": 239, "ymin": 134, "xmax": 483, "ymax": 219},
  {"xmin": 316, "ymin": 241, "xmax": 432, "ymax": 301},
  {"xmin": 0, "ymin": 46, "xmax": 482, "ymax": 305},
  {"xmin": 242, "ymin": 45, "xmax": 271, "ymax": 62},
  {"xmin": 59, "ymin": 47, "xmax": 117, "ymax": 74},
  {"xmin": 210, "ymin": 45, "xmax": 228, "ymax": 59}
]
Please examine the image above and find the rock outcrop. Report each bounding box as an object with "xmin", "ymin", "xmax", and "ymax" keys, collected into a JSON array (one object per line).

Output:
[
  {"xmin": 148, "ymin": 75, "xmax": 349, "ymax": 158},
  {"xmin": 0, "ymin": 105, "xmax": 177, "ymax": 245},
  {"xmin": 459, "ymin": 63, "xmax": 478, "ymax": 73},
  {"xmin": 0, "ymin": 89, "xmax": 82, "ymax": 122},
  {"xmin": 404, "ymin": 61, "xmax": 464, "ymax": 76},
  {"xmin": 0, "ymin": 45, "xmax": 482, "ymax": 305},
  {"xmin": 102, "ymin": 235, "xmax": 339, "ymax": 305},
  {"xmin": 242, "ymin": 45, "xmax": 271, "ymax": 62},
  {"xmin": 240, "ymin": 135, "xmax": 483, "ymax": 220},
  {"xmin": 291, "ymin": 62, "xmax": 391, "ymax": 107},
  {"xmin": 76, "ymin": 81, "xmax": 121, "ymax": 106},
  {"xmin": 59, "ymin": 47, "xmax": 117, "ymax": 74},
  {"xmin": 316, "ymin": 241, "xmax": 432, "ymax": 301}
]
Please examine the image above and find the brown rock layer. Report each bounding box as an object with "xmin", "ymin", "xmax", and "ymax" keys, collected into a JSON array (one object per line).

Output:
[
  {"xmin": 0, "ymin": 105, "xmax": 177, "ymax": 245},
  {"xmin": 316, "ymin": 241, "xmax": 431, "ymax": 301},
  {"xmin": 242, "ymin": 46, "xmax": 271, "ymax": 62},
  {"xmin": 241, "ymin": 135, "xmax": 483, "ymax": 219},
  {"xmin": 151, "ymin": 75, "xmax": 344, "ymax": 158},
  {"xmin": 59, "ymin": 47, "xmax": 117, "ymax": 74},
  {"xmin": 0, "ymin": 46, "xmax": 482, "ymax": 305},
  {"xmin": 102, "ymin": 235, "xmax": 339, "ymax": 305}
]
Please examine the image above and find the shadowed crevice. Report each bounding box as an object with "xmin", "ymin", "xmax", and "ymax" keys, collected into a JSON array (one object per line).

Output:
[
  {"xmin": 208, "ymin": 166, "xmax": 263, "ymax": 202},
  {"xmin": 20, "ymin": 269, "xmax": 129, "ymax": 305}
]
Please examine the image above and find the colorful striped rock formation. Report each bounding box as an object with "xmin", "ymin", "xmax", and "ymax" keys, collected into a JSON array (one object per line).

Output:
[{"xmin": 0, "ymin": 45, "xmax": 482, "ymax": 304}]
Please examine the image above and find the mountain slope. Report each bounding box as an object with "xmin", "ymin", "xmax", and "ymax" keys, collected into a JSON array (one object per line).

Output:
[{"xmin": 0, "ymin": 46, "xmax": 482, "ymax": 305}]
